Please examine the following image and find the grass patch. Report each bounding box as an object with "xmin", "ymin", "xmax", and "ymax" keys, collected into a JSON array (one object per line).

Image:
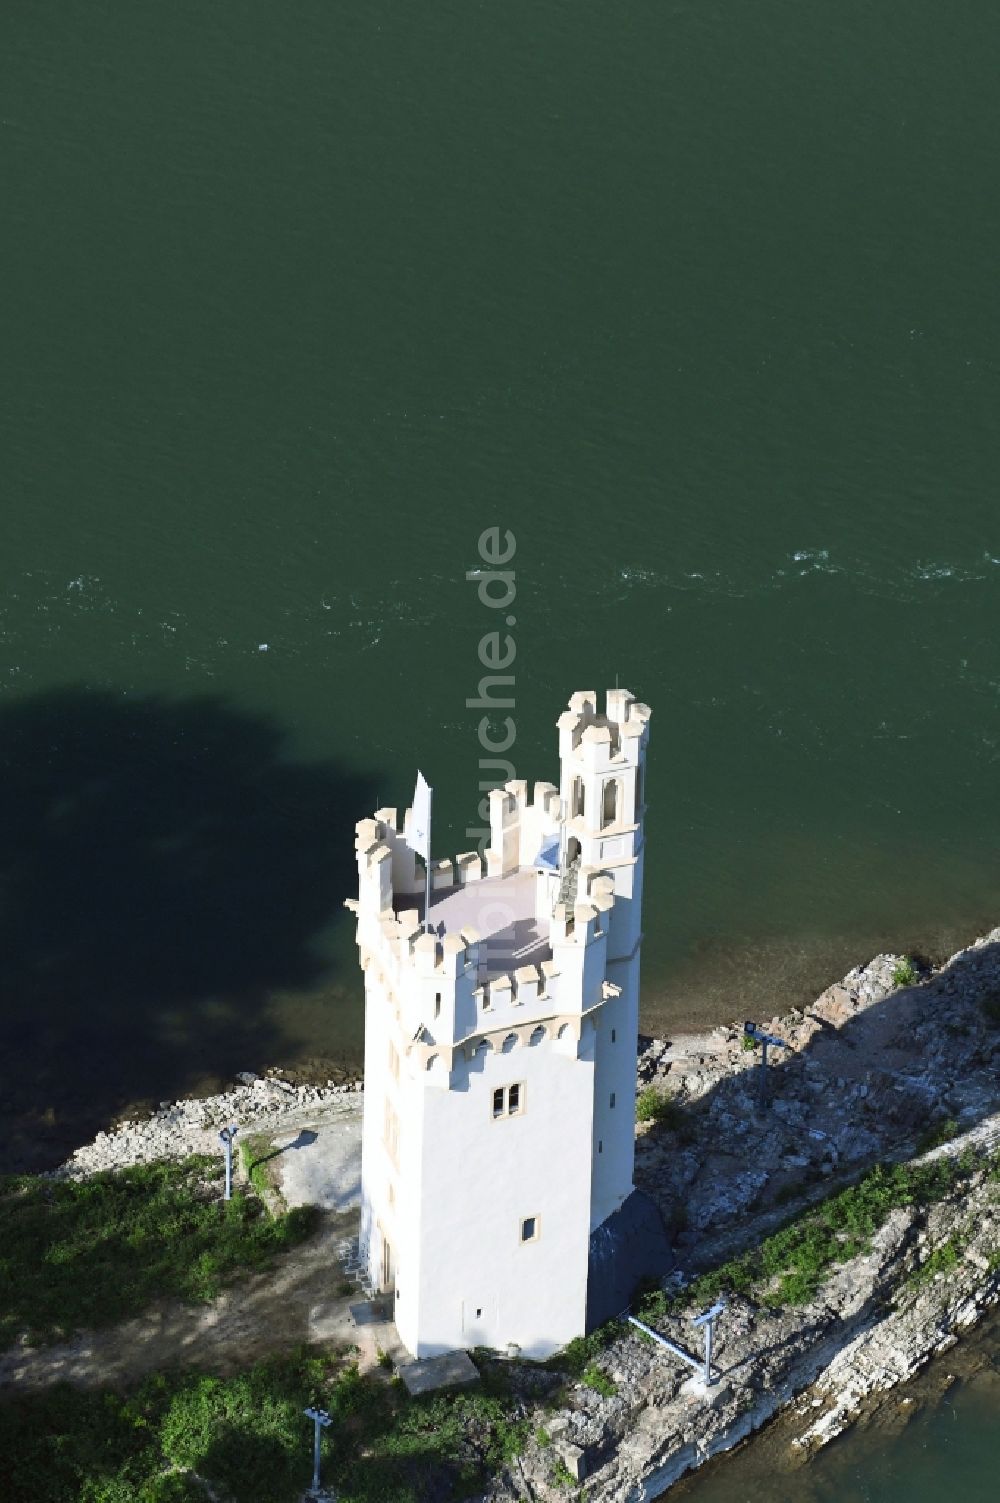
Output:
[
  {"xmin": 0, "ymin": 1349, "xmax": 531, "ymax": 1503},
  {"xmin": 638, "ymin": 1153, "xmax": 975, "ymax": 1319},
  {"xmin": 0, "ymin": 1157, "xmax": 318, "ymax": 1347},
  {"xmin": 892, "ymin": 957, "xmax": 919, "ymax": 988},
  {"xmin": 239, "ymin": 1135, "xmax": 281, "ymax": 1202},
  {"xmin": 635, "ymin": 1087, "xmax": 684, "ymax": 1129}
]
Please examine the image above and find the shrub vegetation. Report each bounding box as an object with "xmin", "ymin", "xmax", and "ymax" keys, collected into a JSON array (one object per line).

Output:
[
  {"xmin": 638, "ymin": 1152, "xmax": 976, "ymax": 1318},
  {"xmin": 635, "ymin": 1087, "xmax": 683, "ymax": 1129},
  {"xmin": 0, "ymin": 1351, "xmax": 530, "ymax": 1503}
]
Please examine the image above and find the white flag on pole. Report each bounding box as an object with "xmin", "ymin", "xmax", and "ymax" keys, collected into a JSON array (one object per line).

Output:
[{"xmin": 409, "ymin": 770, "xmax": 432, "ymax": 859}]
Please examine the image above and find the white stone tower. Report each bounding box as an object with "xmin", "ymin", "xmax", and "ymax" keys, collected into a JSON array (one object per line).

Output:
[{"xmin": 347, "ymin": 690, "xmax": 652, "ymax": 1359}]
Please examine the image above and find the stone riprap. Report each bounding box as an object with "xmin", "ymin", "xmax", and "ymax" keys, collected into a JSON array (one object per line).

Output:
[{"xmin": 51, "ymin": 1074, "xmax": 363, "ymax": 1181}]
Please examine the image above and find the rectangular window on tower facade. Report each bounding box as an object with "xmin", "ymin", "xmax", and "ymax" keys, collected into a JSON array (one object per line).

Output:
[
  {"xmin": 520, "ymin": 1215, "xmax": 539, "ymax": 1243},
  {"xmin": 610, "ymin": 1092, "xmax": 616, "ymax": 1109},
  {"xmin": 491, "ymin": 1084, "xmax": 526, "ymax": 1119}
]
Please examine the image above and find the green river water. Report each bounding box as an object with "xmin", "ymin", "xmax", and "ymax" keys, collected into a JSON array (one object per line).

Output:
[{"xmin": 2, "ymin": 0, "xmax": 998, "ymax": 1486}]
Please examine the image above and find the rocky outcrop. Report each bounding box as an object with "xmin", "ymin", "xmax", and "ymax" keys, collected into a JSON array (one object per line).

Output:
[{"xmin": 495, "ymin": 1123, "xmax": 999, "ymax": 1503}]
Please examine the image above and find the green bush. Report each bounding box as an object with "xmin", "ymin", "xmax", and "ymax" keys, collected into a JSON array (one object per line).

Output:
[
  {"xmin": 548, "ymin": 1323, "xmax": 617, "ymax": 1375},
  {"xmin": 0, "ymin": 1157, "xmax": 318, "ymax": 1346},
  {"xmin": 581, "ymin": 1363, "xmax": 617, "ymax": 1397},
  {"xmin": 635, "ymin": 1087, "xmax": 683, "ymax": 1129},
  {"xmin": 892, "ymin": 957, "xmax": 918, "ymax": 987}
]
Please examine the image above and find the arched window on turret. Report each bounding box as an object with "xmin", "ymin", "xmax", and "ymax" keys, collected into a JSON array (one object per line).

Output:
[
  {"xmin": 571, "ymin": 775, "xmax": 585, "ymax": 819},
  {"xmin": 602, "ymin": 778, "xmax": 620, "ymax": 829}
]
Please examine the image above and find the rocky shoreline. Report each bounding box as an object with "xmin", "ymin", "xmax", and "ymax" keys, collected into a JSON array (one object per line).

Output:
[
  {"xmin": 37, "ymin": 926, "xmax": 1000, "ymax": 1501},
  {"xmin": 491, "ymin": 924, "xmax": 1000, "ymax": 1501}
]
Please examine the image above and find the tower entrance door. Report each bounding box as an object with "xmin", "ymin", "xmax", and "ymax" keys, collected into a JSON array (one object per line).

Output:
[{"xmin": 381, "ymin": 1235, "xmax": 395, "ymax": 1293}]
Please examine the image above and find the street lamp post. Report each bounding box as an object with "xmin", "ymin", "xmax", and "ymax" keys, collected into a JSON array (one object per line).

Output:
[
  {"xmin": 218, "ymin": 1124, "xmax": 238, "ymax": 1201},
  {"xmin": 691, "ymin": 1301, "xmax": 725, "ymax": 1385},
  {"xmin": 743, "ymin": 1021, "xmax": 789, "ymax": 1107},
  {"xmin": 304, "ymin": 1406, "xmax": 332, "ymax": 1498},
  {"xmin": 627, "ymin": 1299, "xmax": 726, "ymax": 1387}
]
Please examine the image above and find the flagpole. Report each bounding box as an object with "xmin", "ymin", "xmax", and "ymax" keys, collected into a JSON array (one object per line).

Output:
[
  {"xmin": 409, "ymin": 769, "xmax": 434, "ymax": 935},
  {"xmin": 424, "ymin": 784, "xmax": 433, "ymax": 933}
]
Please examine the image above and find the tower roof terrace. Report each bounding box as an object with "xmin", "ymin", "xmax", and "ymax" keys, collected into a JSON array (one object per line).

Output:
[{"xmin": 394, "ymin": 867, "xmax": 550, "ymax": 978}]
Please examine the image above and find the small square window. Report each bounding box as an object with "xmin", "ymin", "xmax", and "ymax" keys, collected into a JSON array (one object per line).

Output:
[
  {"xmin": 521, "ymin": 1216, "xmax": 538, "ymax": 1243},
  {"xmin": 493, "ymin": 1088, "xmax": 505, "ymax": 1118},
  {"xmin": 610, "ymin": 1092, "xmax": 616, "ymax": 1109}
]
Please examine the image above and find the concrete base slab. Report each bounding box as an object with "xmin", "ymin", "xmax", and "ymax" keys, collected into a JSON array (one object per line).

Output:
[
  {"xmin": 680, "ymin": 1375, "xmax": 731, "ymax": 1407},
  {"xmin": 272, "ymin": 1116, "xmax": 363, "ymax": 1213},
  {"xmin": 398, "ymin": 1350, "xmax": 481, "ymax": 1397}
]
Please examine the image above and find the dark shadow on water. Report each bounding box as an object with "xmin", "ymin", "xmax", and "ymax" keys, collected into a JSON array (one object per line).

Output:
[{"xmin": 0, "ymin": 689, "xmax": 377, "ymax": 1173}]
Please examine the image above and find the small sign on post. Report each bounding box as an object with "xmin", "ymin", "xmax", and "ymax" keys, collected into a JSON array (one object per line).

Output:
[
  {"xmin": 218, "ymin": 1124, "xmax": 238, "ymax": 1201},
  {"xmin": 304, "ymin": 1406, "xmax": 332, "ymax": 1498}
]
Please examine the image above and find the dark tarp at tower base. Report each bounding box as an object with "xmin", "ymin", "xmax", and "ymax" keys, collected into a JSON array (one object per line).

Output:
[{"xmin": 586, "ymin": 1189, "xmax": 673, "ymax": 1330}]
